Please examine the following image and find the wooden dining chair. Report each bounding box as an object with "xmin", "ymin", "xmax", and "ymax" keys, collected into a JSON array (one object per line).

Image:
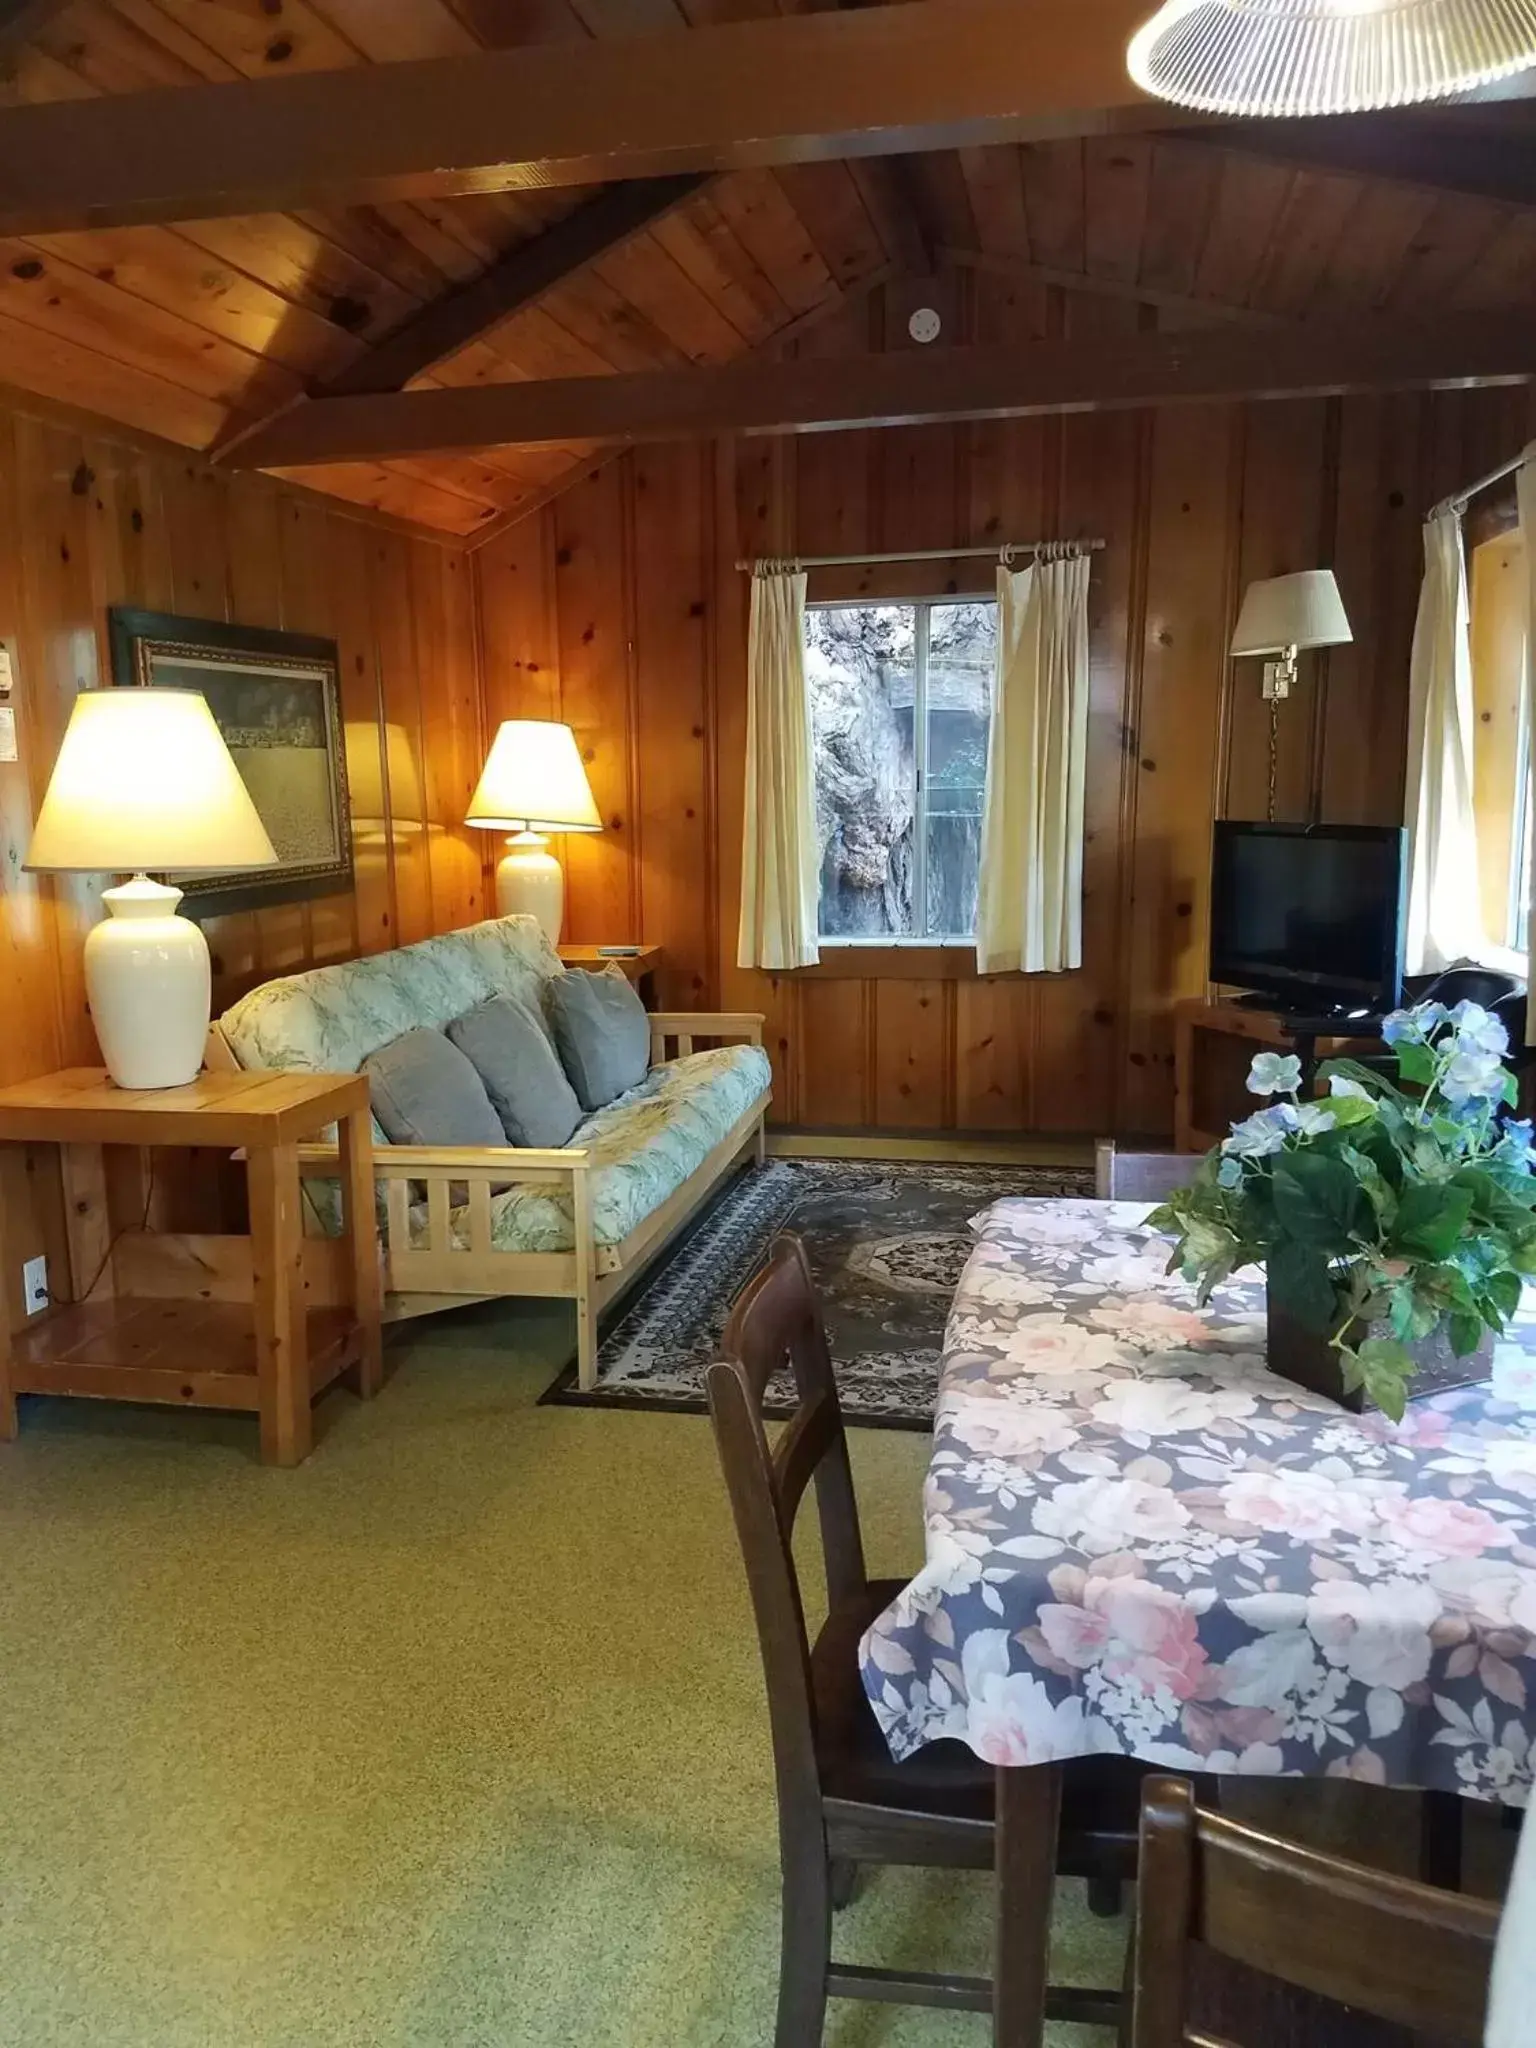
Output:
[
  {"xmin": 1129, "ymin": 1775, "xmax": 1501, "ymax": 2048},
  {"xmin": 1095, "ymin": 1141, "xmax": 1202, "ymax": 1203},
  {"xmin": 707, "ymin": 1232, "xmax": 1143, "ymax": 2047}
]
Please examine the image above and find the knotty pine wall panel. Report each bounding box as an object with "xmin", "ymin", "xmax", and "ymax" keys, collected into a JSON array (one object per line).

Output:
[
  {"xmin": 472, "ymin": 283, "xmax": 1536, "ymax": 1140},
  {"xmin": 0, "ymin": 393, "xmax": 485, "ymax": 1103}
]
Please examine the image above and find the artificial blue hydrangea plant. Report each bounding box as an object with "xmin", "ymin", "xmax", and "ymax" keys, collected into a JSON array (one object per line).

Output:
[{"xmin": 1149, "ymin": 1000, "xmax": 1536, "ymax": 1419}]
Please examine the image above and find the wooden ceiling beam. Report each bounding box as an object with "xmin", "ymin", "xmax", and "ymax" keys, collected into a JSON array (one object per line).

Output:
[
  {"xmin": 1191, "ymin": 108, "xmax": 1536, "ymax": 209},
  {"xmin": 223, "ymin": 310, "xmax": 1536, "ymax": 468},
  {"xmin": 0, "ymin": 1, "xmax": 70, "ymax": 56},
  {"xmin": 0, "ymin": 0, "xmax": 1166, "ymax": 236},
  {"xmin": 284, "ymin": 175, "xmax": 707, "ymax": 407},
  {"xmin": 942, "ymin": 246, "xmax": 1285, "ymax": 326}
]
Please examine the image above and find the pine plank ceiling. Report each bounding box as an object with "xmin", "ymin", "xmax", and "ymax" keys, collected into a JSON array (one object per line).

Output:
[{"xmin": 2, "ymin": 0, "xmax": 1534, "ymax": 539}]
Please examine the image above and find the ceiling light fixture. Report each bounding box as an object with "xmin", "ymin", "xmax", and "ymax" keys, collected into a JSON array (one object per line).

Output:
[{"xmin": 1127, "ymin": 0, "xmax": 1536, "ymax": 117}]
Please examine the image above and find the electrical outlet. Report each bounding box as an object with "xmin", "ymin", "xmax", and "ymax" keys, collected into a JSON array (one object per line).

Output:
[{"xmin": 21, "ymin": 1254, "xmax": 48, "ymax": 1315}]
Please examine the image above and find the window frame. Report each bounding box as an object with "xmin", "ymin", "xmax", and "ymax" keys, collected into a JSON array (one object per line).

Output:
[
  {"xmin": 805, "ymin": 591, "xmax": 994, "ymax": 948},
  {"xmin": 1507, "ymin": 677, "xmax": 1532, "ymax": 955}
]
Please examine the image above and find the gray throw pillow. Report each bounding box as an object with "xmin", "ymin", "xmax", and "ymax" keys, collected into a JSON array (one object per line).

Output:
[
  {"xmin": 363, "ymin": 1027, "xmax": 505, "ymax": 1148},
  {"xmin": 447, "ymin": 996, "xmax": 582, "ymax": 1149},
  {"xmin": 543, "ymin": 967, "xmax": 651, "ymax": 1112}
]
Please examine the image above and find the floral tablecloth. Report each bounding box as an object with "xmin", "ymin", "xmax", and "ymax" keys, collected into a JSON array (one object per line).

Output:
[{"xmin": 859, "ymin": 1198, "xmax": 1536, "ymax": 1803}]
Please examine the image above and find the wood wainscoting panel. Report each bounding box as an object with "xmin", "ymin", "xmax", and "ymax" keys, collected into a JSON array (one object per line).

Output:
[
  {"xmin": 873, "ymin": 979, "xmax": 949, "ymax": 1129},
  {"xmin": 953, "ymin": 980, "xmax": 1031, "ymax": 1132},
  {"xmin": 798, "ymin": 981, "xmax": 871, "ymax": 1130}
]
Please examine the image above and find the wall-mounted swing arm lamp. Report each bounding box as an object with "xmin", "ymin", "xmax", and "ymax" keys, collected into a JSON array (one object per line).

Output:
[
  {"xmin": 1230, "ymin": 569, "xmax": 1352, "ymax": 701},
  {"xmin": 1229, "ymin": 570, "xmax": 1352, "ymax": 818}
]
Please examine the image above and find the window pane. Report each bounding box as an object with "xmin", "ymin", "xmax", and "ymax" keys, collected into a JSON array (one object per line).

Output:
[
  {"xmin": 805, "ymin": 604, "xmax": 916, "ymax": 937},
  {"xmin": 923, "ymin": 601, "xmax": 995, "ymax": 939}
]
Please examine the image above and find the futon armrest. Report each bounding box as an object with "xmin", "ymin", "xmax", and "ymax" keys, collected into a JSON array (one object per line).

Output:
[
  {"xmin": 297, "ymin": 1142, "xmax": 590, "ymax": 1181},
  {"xmin": 648, "ymin": 1011, "xmax": 765, "ymax": 1058}
]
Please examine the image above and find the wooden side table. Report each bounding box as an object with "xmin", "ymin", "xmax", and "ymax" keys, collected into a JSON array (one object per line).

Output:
[
  {"xmin": 1173, "ymin": 999, "xmax": 1382, "ymax": 1152},
  {"xmin": 0, "ymin": 1068, "xmax": 384, "ymax": 1467},
  {"xmin": 558, "ymin": 943, "xmax": 664, "ymax": 1008}
]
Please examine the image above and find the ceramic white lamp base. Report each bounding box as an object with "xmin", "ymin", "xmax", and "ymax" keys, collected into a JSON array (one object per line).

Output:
[
  {"xmin": 85, "ymin": 875, "xmax": 212, "ymax": 1090},
  {"xmin": 493, "ymin": 832, "xmax": 565, "ymax": 945}
]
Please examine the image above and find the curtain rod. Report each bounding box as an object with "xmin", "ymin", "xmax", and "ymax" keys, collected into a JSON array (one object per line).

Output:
[
  {"xmin": 1435, "ymin": 450, "xmax": 1527, "ymax": 519},
  {"xmin": 734, "ymin": 539, "xmax": 1105, "ymax": 571}
]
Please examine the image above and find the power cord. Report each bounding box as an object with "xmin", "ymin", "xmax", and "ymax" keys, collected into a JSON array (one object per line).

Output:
[
  {"xmin": 45, "ymin": 1159, "xmax": 338, "ymax": 1309},
  {"xmin": 47, "ymin": 1161, "xmax": 158, "ymax": 1308}
]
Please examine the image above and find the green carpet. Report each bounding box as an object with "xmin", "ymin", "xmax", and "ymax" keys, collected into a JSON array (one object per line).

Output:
[{"xmin": 0, "ymin": 1298, "xmax": 1124, "ymax": 2047}]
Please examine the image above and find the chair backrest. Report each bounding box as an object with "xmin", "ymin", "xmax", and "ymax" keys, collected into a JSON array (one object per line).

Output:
[
  {"xmin": 706, "ymin": 1234, "xmax": 869, "ymax": 1819},
  {"xmin": 1095, "ymin": 1141, "xmax": 1202, "ymax": 1203},
  {"xmin": 1131, "ymin": 1776, "xmax": 1499, "ymax": 2048}
]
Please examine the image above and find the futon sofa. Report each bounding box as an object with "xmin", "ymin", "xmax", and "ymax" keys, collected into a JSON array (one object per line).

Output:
[{"xmin": 205, "ymin": 916, "xmax": 771, "ymax": 1387}]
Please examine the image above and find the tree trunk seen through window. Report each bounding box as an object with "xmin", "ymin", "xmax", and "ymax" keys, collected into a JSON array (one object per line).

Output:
[{"xmin": 805, "ymin": 599, "xmax": 994, "ymax": 940}]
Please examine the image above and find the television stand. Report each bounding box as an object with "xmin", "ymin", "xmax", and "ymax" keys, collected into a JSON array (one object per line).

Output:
[
  {"xmin": 1173, "ymin": 997, "xmax": 1385, "ymax": 1153},
  {"xmin": 1236, "ymin": 987, "xmax": 1392, "ymax": 1032}
]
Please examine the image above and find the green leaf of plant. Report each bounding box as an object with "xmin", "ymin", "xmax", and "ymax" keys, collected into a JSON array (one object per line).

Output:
[
  {"xmin": 1356, "ymin": 1334, "xmax": 1414, "ymax": 1421},
  {"xmin": 1486, "ymin": 1268, "xmax": 1523, "ymax": 1320},
  {"xmin": 1318, "ymin": 1056, "xmax": 1406, "ymax": 1106},
  {"xmin": 1271, "ymin": 1152, "xmax": 1369, "ymax": 1251},
  {"xmin": 1390, "ymin": 1181, "xmax": 1474, "ymax": 1261},
  {"xmin": 1366, "ymin": 1367, "xmax": 1409, "ymax": 1424},
  {"xmin": 1395, "ymin": 1041, "xmax": 1436, "ymax": 1088},
  {"xmin": 1448, "ymin": 1310, "xmax": 1486, "ymax": 1359},
  {"xmin": 1351, "ymin": 1115, "xmax": 1407, "ymax": 1189},
  {"xmin": 1338, "ymin": 1143, "xmax": 1394, "ymax": 1224},
  {"xmin": 1267, "ymin": 1239, "xmax": 1339, "ymax": 1332},
  {"xmin": 1389, "ymin": 1279, "xmax": 1417, "ymax": 1341},
  {"xmin": 1328, "ymin": 1096, "xmax": 1378, "ymax": 1131}
]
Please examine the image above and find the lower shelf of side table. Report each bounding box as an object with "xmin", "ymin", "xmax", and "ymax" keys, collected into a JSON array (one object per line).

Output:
[{"xmin": 9, "ymin": 1297, "xmax": 363, "ymax": 1412}]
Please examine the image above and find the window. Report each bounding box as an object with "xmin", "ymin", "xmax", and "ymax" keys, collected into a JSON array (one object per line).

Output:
[
  {"xmin": 805, "ymin": 599, "xmax": 995, "ymax": 941},
  {"xmin": 1469, "ymin": 531, "xmax": 1530, "ymax": 962}
]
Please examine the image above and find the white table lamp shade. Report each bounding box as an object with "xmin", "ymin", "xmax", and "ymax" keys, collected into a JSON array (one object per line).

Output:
[
  {"xmin": 26, "ymin": 686, "xmax": 277, "ymax": 873},
  {"xmin": 25, "ymin": 688, "xmax": 278, "ymax": 1090},
  {"xmin": 1230, "ymin": 570, "xmax": 1352, "ymax": 657},
  {"xmin": 465, "ymin": 720, "xmax": 603, "ymax": 834},
  {"xmin": 465, "ymin": 721, "xmax": 601, "ymax": 945}
]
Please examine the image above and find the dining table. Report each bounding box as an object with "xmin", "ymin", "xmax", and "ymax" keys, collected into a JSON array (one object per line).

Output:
[{"xmin": 859, "ymin": 1194, "xmax": 1536, "ymax": 2045}]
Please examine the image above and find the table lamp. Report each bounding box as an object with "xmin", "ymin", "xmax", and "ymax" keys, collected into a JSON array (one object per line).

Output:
[
  {"xmin": 25, "ymin": 687, "xmax": 277, "ymax": 1090},
  {"xmin": 464, "ymin": 719, "xmax": 601, "ymax": 945},
  {"xmin": 1230, "ymin": 570, "xmax": 1352, "ymax": 704}
]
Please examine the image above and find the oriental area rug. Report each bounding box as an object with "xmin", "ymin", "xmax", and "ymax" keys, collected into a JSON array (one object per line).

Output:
[{"xmin": 539, "ymin": 1156, "xmax": 1094, "ymax": 1430}]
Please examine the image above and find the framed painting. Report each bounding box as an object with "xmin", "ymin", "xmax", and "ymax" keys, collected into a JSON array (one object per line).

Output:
[{"xmin": 108, "ymin": 608, "xmax": 352, "ymax": 917}]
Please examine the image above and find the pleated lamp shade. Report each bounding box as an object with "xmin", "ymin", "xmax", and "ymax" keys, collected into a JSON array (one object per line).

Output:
[
  {"xmin": 1230, "ymin": 571, "xmax": 1352, "ymax": 657},
  {"xmin": 1127, "ymin": 0, "xmax": 1536, "ymax": 115}
]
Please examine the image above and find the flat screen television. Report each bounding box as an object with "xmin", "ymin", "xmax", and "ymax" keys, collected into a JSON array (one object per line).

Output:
[{"xmin": 1210, "ymin": 821, "xmax": 1408, "ymax": 1016}]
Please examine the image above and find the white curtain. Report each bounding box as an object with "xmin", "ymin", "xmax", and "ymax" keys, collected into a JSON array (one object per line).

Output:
[
  {"xmin": 1518, "ymin": 451, "xmax": 1536, "ymax": 1040},
  {"xmin": 1403, "ymin": 507, "xmax": 1482, "ymax": 975},
  {"xmin": 737, "ymin": 568, "xmax": 821, "ymax": 971},
  {"xmin": 975, "ymin": 551, "xmax": 1090, "ymax": 975}
]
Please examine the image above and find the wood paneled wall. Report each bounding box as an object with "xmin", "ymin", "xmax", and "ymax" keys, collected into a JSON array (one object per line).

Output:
[
  {"xmin": 475, "ymin": 272, "xmax": 1536, "ymax": 1138},
  {"xmin": 0, "ymin": 390, "xmax": 485, "ymax": 1096}
]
